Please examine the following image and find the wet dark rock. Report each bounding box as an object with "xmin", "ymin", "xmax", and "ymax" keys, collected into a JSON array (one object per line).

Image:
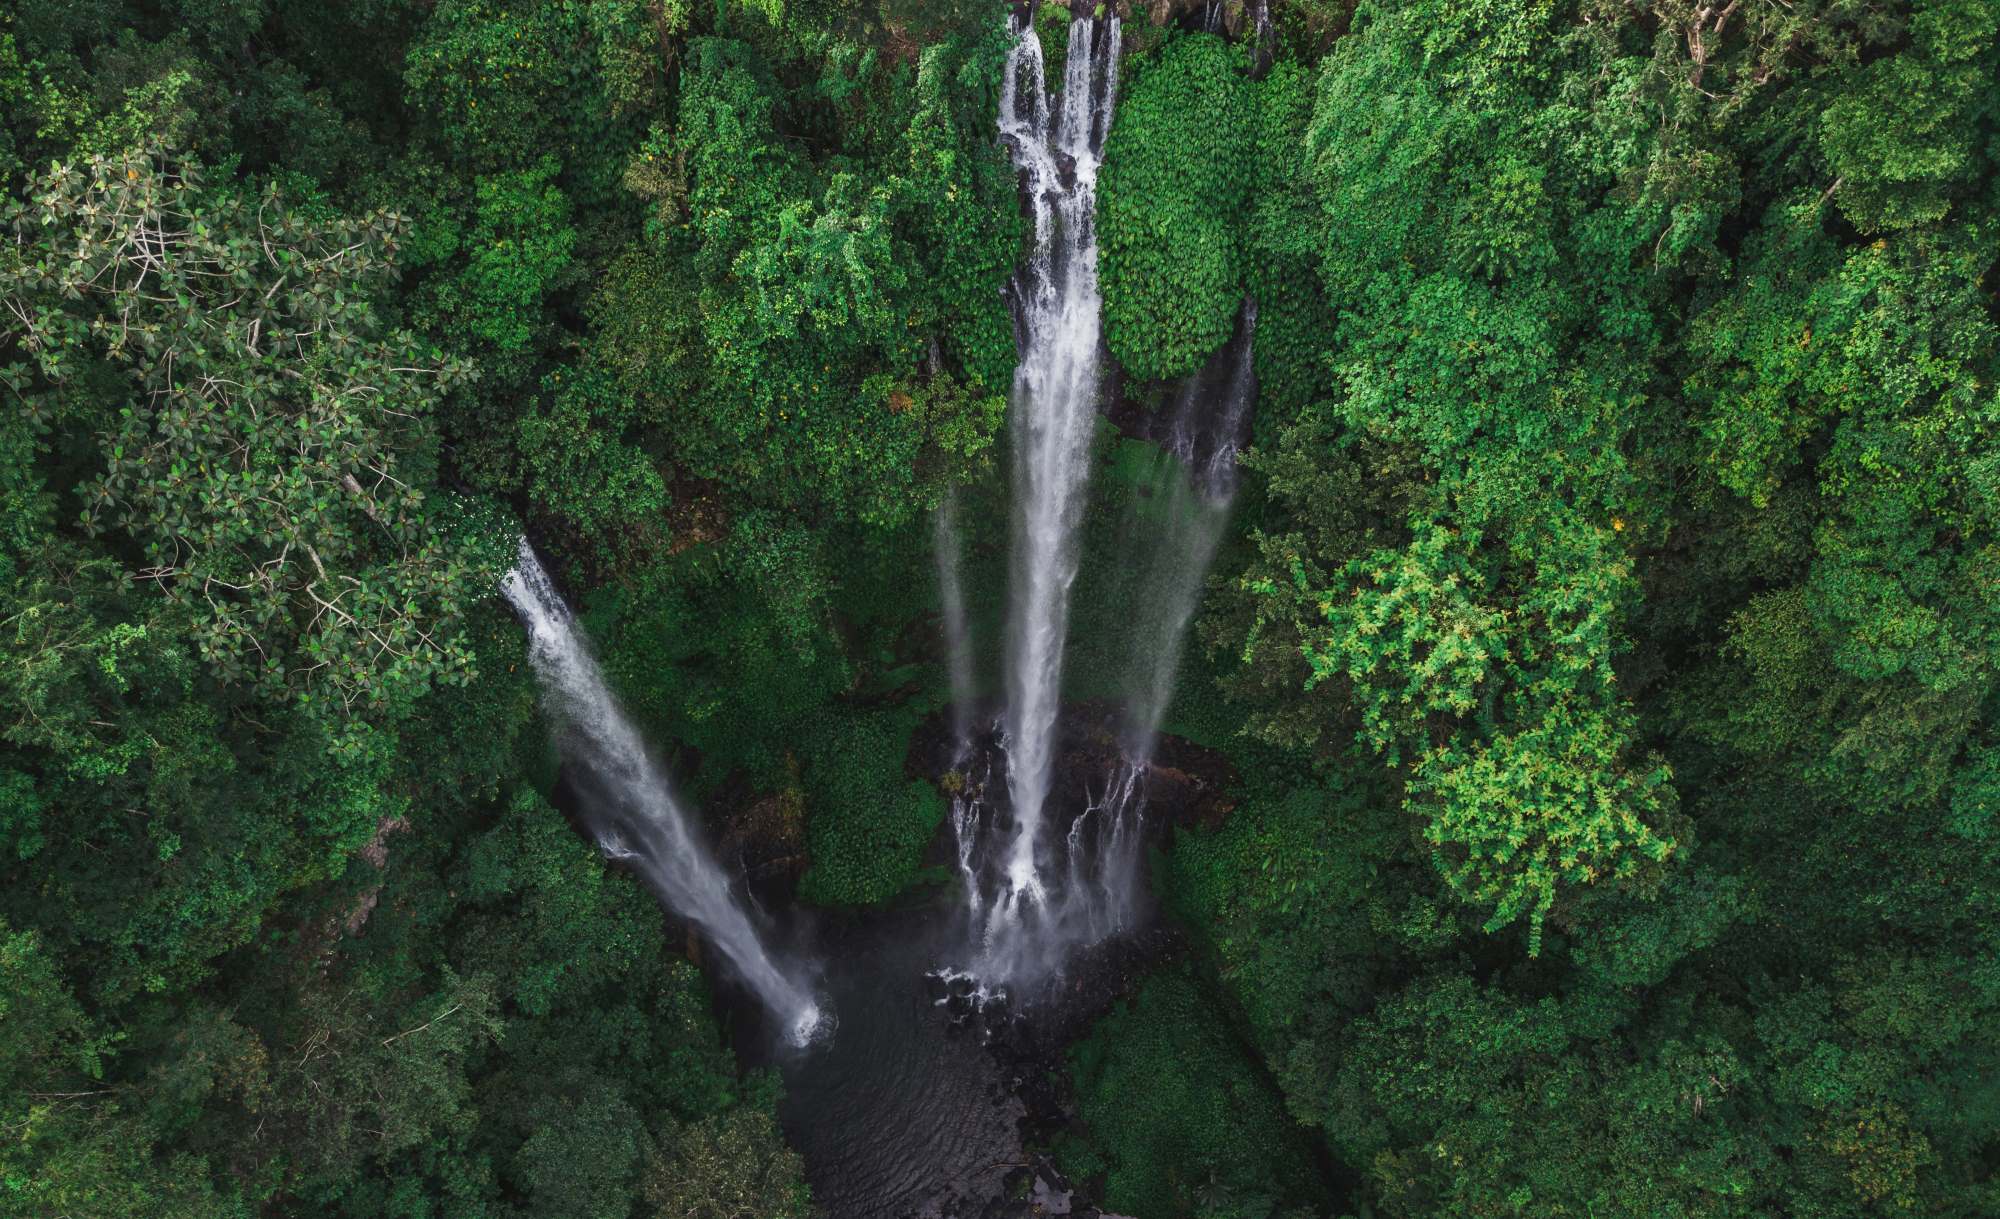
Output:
[
  {"xmin": 911, "ymin": 701, "xmax": 1239, "ymax": 840},
  {"xmin": 1053, "ymin": 150, "xmax": 1079, "ymax": 190},
  {"xmin": 714, "ymin": 785, "xmax": 808, "ymax": 900}
]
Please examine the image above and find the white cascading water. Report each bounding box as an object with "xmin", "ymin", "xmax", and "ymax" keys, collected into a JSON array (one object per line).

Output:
[
  {"xmin": 945, "ymin": 291, "xmax": 1257, "ymax": 979},
  {"xmin": 1084, "ymin": 298, "xmax": 1258, "ymax": 925},
  {"xmin": 935, "ymin": 489, "xmax": 990, "ymax": 931},
  {"xmin": 501, "ymin": 538, "xmax": 825, "ymax": 1046},
  {"xmin": 1118, "ymin": 298, "xmax": 1257, "ymax": 755},
  {"xmin": 979, "ymin": 8, "xmax": 1122, "ymax": 984},
  {"xmin": 935, "ymin": 490, "xmax": 978, "ymax": 755}
]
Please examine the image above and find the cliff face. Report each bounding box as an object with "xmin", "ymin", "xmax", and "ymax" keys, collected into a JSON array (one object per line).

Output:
[
  {"xmin": 716, "ymin": 785, "xmax": 811, "ymax": 900},
  {"xmin": 911, "ymin": 700, "xmax": 1239, "ymax": 849}
]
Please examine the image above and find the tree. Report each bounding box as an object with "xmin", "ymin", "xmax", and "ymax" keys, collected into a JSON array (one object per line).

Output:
[
  {"xmin": 641, "ymin": 1106, "xmax": 812, "ymax": 1219},
  {"xmin": 2, "ymin": 146, "xmax": 481, "ymax": 716}
]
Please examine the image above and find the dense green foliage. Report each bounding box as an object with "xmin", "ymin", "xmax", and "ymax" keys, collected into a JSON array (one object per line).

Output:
[
  {"xmin": 1061, "ymin": 964, "xmax": 1330, "ymax": 1217},
  {"xmin": 796, "ymin": 707, "xmax": 946, "ymax": 905},
  {"xmin": 0, "ymin": 0, "xmax": 1007, "ymax": 1212},
  {"xmin": 1103, "ymin": 0, "xmax": 2000, "ymax": 1215},
  {"xmin": 4, "ymin": 0, "xmax": 1998, "ymax": 1215},
  {"xmin": 1098, "ymin": 33, "xmax": 1255, "ymax": 380}
]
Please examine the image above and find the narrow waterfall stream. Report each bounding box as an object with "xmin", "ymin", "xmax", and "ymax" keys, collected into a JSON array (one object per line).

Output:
[
  {"xmin": 1083, "ymin": 299, "xmax": 1258, "ymax": 927},
  {"xmin": 501, "ymin": 538, "xmax": 825, "ymax": 1044},
  {"xmin": 1117, "ymin": 299, "xmax": 1257, "ymax": 756},
  {"xmin": 935, "ymin": 489, "xmax": 978, "ymax": 755}
]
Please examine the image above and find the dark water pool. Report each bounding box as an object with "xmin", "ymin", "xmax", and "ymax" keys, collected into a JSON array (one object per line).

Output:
[
  {"xmin": 728, "ymin": 899, "xmax": 1177, "ymax": 1219},
  {"xmin": 745, "ymin": 909, "xmax": 1025, "ymax": 1219}
]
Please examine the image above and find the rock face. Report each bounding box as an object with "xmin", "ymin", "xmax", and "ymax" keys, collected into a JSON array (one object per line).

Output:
[
  {"xmin": 342, "ymin": 814, "xmax": 412, "ymax": 937},
  {"xmin": 1055, "ymin": 703, "xmax": 1240, "ymax": 833},
  {"xmin": 912, "ymin": 700, "xmax": 1238, "ymax": 844},
  {"xmin": 714, "ymin": 784, "xmax": 809, "ymax": 902}
]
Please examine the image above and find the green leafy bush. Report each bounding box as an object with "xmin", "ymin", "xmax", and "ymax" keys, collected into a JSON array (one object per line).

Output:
[
  {"xmin": 1062, "ymin": 965, "xmax": 1329, "ymax": 1218},
  {"xmin": 797, "ymin": 708, "xmax": 945, "ymax": 906},
  {"xmin": 1097, "ymin": 34, "xmax": 1254, "ymax": 381},
  {"xmin": 516, "ymin": 365, "xmax": 670, "ymax": 562}
]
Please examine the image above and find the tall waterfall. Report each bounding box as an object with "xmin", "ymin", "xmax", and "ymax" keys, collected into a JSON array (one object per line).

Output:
[
  {"xmin": 981, "ymin": 9, "xmax": 1122, "ymax": 983},
  {"xmin": 940, "ymin": 15, "xmax": 1254, "ymax": 996},
  {"xmin": 945, "ymin": 282, "xmax": 1257, "ymax": 988},
  {"xmin": 501, "ymin": 538, "xmax": 824, "ymax": 1045}
]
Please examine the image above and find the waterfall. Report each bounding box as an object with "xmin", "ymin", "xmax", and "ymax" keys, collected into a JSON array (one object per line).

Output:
[
  {"xmin": 1118, "ymin": 297, "xmax": 1257, "ymax": 757},
  {"xmin": 940, "ymin": 16, "xmax": 1252, "ymax": 997},
  {"xmin": 936, "ymin": 490, "xmax": 988, "ymax": 929},
  {"xmin": 1086, "ymin": 298, "xmax": 1258, "ymax": 922},
  {"xmin": 935, "ymin": 491, "xmax": 977, "ymax": 754},
  {"xmin": 981, "ymin": 9, "xmax": 1122, "ymax": 983},
  {"xmin": 501, "ymin": 538, "xmax": 826, "ymax": 1046}
]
